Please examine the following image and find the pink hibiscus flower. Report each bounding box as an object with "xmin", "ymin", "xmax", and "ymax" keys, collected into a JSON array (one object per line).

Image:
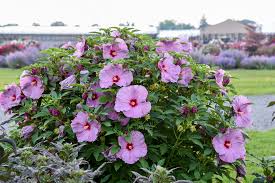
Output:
[
  {"xmin": 114, "ymin": 85, "xmax": 151, "ymax": 118},
  {"xmin": 99, "ymin": 64, "xmax": 133, "ymax": 88},
  {"xmin": 212, "ymin": 128, "xmax": 246, "ymax": 163},
  {"xmin": 232, "ymin": 96, "xmax": 252, "ymax": 128},
  {"xmin": 111, "ymin": 30, "xmax": 121, "ymax": 38},
  {"xmin": 71, "ymin": 111, "xmax": 101, "ymax": 142},
  {"xmin": 178, "ymin": 67, "xmax": 193, "ymax": 86},
  {"xmin": 215, "ymin": 69, "xmax": 226, "ymax": 88},
  {"xmin": 156, "ymin": 39, "xmax": 183, "ymax": 54},
  {"xmin": 179, "ymin": 36, "xmax": 193, "ymax": 53},
  {"xmin": 0, "ymin": 84, "xmax": 21, "ymax": 111},
  {"xmin": 158, "ymin": 54, "xmax": 181, "ymax": 83},
  {"xmin": 86, "ymin": 83, "xmax": 105, "ymax": 108},
  {"xmin": 102, "ymin": 38, "xmax": 129, "ymax": 60},
  {"xmin": 20, "ymin": 75, "xmax": 44, "ymax": 99},
  {"xmin": 117, "ymin": 131, "xmax": 147, "ymax": 164},
  {"xmin": 73, "ymin": 39, "xmax": 87, "ymax": 58},
  {"xmin": 106, "ymin": 102, "xmax": 130, "ymax": 126},
  {"xmin": 59, "ymin": 75, "xmax": 76, "ymax": 90}
]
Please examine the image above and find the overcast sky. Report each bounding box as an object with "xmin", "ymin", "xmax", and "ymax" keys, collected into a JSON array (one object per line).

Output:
[{"xmin": 1, "ymin": 0, "xmax": 275, "ymax": 32}]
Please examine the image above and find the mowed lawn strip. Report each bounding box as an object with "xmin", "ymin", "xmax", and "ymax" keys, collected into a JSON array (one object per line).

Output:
[
  {"xmin": 0, "ymin": 68, "xmax": 22, "ymax": 90},
  {"xmin": 229, "ymin": 69, "xmax": 275, "ymax": 96}
]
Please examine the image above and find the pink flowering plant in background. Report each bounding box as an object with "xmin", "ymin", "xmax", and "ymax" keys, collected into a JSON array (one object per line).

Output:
[{"xmin": 1, "ymin": 28, "xmax": 252, "ymax": 182}]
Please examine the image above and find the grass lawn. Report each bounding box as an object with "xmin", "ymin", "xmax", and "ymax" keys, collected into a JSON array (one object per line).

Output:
[
  {"xmin": 245, "ymin": 129, "xmax": 275, "ymax": 182},
  {"xmin": 0, "ymin": 68, "xmax": 22, "ymax": 90},
  {"xmin": 229, "ymin": 69, "xmax": 275, "ymax": 96}
]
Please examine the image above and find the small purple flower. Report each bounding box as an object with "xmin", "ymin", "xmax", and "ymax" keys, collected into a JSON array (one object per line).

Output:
[
  {"xmin": 0, "ymin": 84, "xmax": 21, "ymax": 111},
  {"xmin": 117, "ymin": 131, "xmax": 147, "ymax": 164},
  {"xmin": 114, "ymin": 85, "xmax": 151, "ymax": 118},
  {"xmin": 20, "ymin": 76, "xmax": 44, "ymax": 99},
  {"xmin": 236, "ymin": 164, "xmax": 246, "ymax": 178},
  {"xmin": 49, "ymin": 108, "xmax": 60, "ymax": 116},
  {"xmin": 73, "ymin": 39, "xmax": 87, "ymax": 58},
  {"xmin": 86, "ymin": 83, "xmax": 105, "ymax": 108},
  {"xmin": 71, "ymin": 112, "xmax": 101, "ymax": 142},
  {"xmin": 59, "ymin": 75, "xmax": 76, "ymax": 90},
  {"xmin": 212, "ymin": 128, "xmax": 246, "ymax": 163},
  {"xmin": 111, "ymin": 30, "xmax": 121, "ymax": 38},
  {"xmin": 102, "ymin": 38, "xmax": 129, "ymax": 60},
  {"xmin": 232, "ymin": 96, "xmax": 252, "ymax": 128},
  {"xmin": 178, "ymin": 67, "xmax": 193, "ymax": 86},
  {"xmin": 215, "ymin": 69, "xmax": 225, "ymax": 88},
  {"xmin": 222, "ymin": 76, "xmax": 231, "ymax": 86},
  {"xmin": 158, "ymin": 54, "xmax": 181, "ymax": 83},
  {"xmin": 99, "ymin": 64, "xmax": 133, "ymax": 88},
  {"xmin": 21, "ymin": 125, "xmax": 34, "ymax": 139}
]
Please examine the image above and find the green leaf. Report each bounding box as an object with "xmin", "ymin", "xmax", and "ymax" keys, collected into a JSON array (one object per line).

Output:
[
  {"xmin": 139, "ymin": 158, "xmax": 149, "ymax": 169},
  {"xmin": 114, "ymin": 161, "xmax": 122, "ymax": 171},
  {"xmin": 159, "ymin": 144, "xmax": 168, "ymax": 155},
  {"xmin": 99, "ymin": 95, "xmax": 112, "ymax": 103},
  {"xmin": 190, "ymin": 138, "xmax": 203, "ymax": 149},
  {"xmin": 111, "ymin": 145, "xmax": 120, "ymax": 154},
  {"xmin": 267, "ymin": 101, "xmax": 275, "ymax": 107}
]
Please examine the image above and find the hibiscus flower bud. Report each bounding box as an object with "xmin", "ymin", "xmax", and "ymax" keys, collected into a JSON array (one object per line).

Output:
[
  {"xmin": 191, "ymin": 106, "xmax": 198, "ymax": 114},
  {"xmin": 31, "ymin": 68, "xmax": 40, "ymax": 75},
  {"xmin": 236, "ymin": 164, "xmax": 246, "ymax": 178},
  {"xmin": 181, "ymin": 106, "xmax": 190, "ymax": 116},
  {"xmin": 143, "ymin": 45, "xmax": 149, "ymax": 51},
  {"xmin": 24, "ymin": 113, "xmax": 31, "ymax": 122},
  {"xmin": 222, "ymin": 76, "xmax": 231, "ymax": 86},
  {"xmin": 49, "ymin": 108, "xmax": 60, "ymax": 117},
  {"xmin": 82, "ymin": 92, "xmax": 88, "ymax": 100}
]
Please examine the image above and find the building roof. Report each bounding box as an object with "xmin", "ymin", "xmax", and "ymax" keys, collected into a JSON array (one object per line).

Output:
[
  {"xmin": 157, "ymin": 29, "xmax": 200, "ymax": 38},
  {"xmin": 201, "ymin": 19, "xmax": 251, "ymax": 35},
  {"xmin": 0, "ymin": 26, "xmax": 158, "ymax": 35}
]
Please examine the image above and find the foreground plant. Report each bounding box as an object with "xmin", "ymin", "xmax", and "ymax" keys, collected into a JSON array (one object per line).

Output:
[
  {"xmin": 1, "ymin": 142, "xmax": 106, "ymax": 183},
  {"xmin": 0, "ymin": 27, "xmax": 253, "ymax": 182}
]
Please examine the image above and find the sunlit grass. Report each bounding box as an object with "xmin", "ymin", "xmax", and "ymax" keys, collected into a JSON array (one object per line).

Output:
[
  {"xmin": 0, "ymin": 68, "xmax": 22, "ymax": 90},
  {"xmin": 229, "ymin": 69, "xmax": 275, "ymax": 96}
]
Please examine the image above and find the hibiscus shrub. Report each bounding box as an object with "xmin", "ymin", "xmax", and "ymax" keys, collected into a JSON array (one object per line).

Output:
[{"xmin": 0, "ymin": 27, "xmax": 253, "ymax": 182}]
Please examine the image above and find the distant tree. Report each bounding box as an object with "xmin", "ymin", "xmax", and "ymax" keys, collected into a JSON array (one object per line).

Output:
[
  {"xmin": 91, "ymin": 24, "xmax": 99, "ymax": 27},
  {"xmin": 199, "ymin": 15, "xmax": 208, "ymax": 29},
  {"xmin": 74, "ymin": 25, "xmax": 80, "ymax": 27},
  {"xmin": 244, "ymin": 28, "xmax": 265, "ymax": 55},
  {"xmin": 50, "ymin": 21, "xmax": 66, "ymax": 26},
  {"xmin": 32, "ymin": 23, "xmax": 40, "ymax": 26},
  {"xmin": 3, "ymin": 24, "xmax": 18, "ymax": 27},
  {"xmin": 158, "ymin": 20, "xmax": 195, "ymax": 30}
]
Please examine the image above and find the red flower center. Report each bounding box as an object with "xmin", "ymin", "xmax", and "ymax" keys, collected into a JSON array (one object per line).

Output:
[
  {"xmin": 126, "ymin": 143, "xmax": 134, "ymax": 150},
  {"xmin": 224, "ymin": 140, "xmax": 231, "ymax": 149},
  {"xmin": 237, "ymin": 108, "xmax": 244, "ymax": 115},
  {"xmin": 129, "ymin": 99, "xmax": 138, "ymax": 107},
  {"xmin": 161, "ymin": 64, "xmax": 167, "ymax": 72},
  {"xmin": 110, "ymin": 50, "xmax": 117, "ymax": 57},
  {"xmin": 10, "ymin": 94, "xmax": 16, "ymax": 101},
  {"xmin": 92, "ymin": 93, "xmax": 98, "ymax": 100},
  {"xmin": 31, "ymin": 79, "xmax": 37, "ymax": 86},
  {"xmin": 83, "ymin": 122, "xmax": 91, "ymax": 130},
  {"xmin": 112, "ymin": 75, "xmax": 120, "ymax": 83}
]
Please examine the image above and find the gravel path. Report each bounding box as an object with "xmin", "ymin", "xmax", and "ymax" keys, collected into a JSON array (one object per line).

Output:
[
  {"xmin": 248, "ymin": 95, "xmax": 275, "ymax": 131},
  {"xmin": 0, "ymin": 95, "xmax": 275, "ymax": 131}
]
